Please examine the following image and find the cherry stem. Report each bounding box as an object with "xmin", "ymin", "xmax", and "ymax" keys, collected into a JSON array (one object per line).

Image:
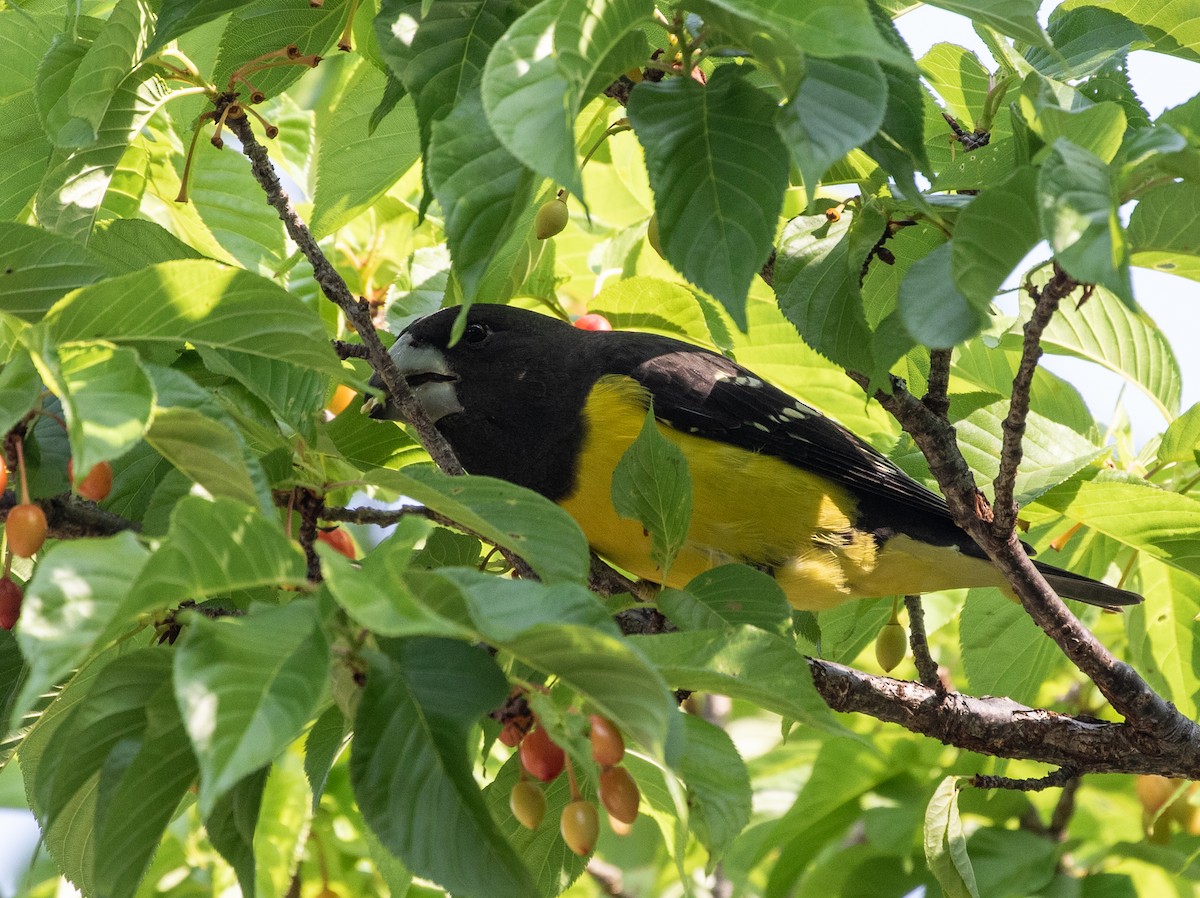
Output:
[{"xmin": 13, "ymin": 438, "xmax": 30, "ymax": 505}]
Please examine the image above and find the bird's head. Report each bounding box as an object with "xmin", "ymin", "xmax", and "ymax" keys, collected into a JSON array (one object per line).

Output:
[{"xmin": 362, "ymin": 304, "xmax": 601, "ymax": 496}]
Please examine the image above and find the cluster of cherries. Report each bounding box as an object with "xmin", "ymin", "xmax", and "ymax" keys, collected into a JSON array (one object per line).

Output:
[
  {"xmin": 0, "ymin": 443, "xmax": 113, "ymax": 630},
  {"xmin": 505, "ymin": 713, "xmax": 640, "ymax": 856}
]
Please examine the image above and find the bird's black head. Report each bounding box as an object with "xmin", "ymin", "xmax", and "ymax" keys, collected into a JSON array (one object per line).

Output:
[{"xmin": 365, "ymin": 304, "xmax": 603, "ymax": 498}]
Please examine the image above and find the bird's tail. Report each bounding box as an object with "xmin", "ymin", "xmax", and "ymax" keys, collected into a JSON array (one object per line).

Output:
[{"xmin": 1034, "ymin": 561, "xmax": 1143, "ymax": 608}]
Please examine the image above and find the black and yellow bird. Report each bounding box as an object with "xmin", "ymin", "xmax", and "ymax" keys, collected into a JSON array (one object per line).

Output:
[{"xmin": 366, "ymin": 303, "xmax": 1141, "ymax": 610}]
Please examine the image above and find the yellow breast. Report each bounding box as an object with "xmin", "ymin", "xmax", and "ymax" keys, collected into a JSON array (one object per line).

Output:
[{"xmin": 556, "ymin": 375, "xmax": 1011, "ymax": 610}]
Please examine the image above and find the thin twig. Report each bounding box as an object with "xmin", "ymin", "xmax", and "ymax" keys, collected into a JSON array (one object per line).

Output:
[
  {"xmin": 992, "ymin": 263, "xmax": 1071, "ymax": 536},
  {"xmin": 1048, "ymin": 774, "xmax": 1081, "ymax": 838},
  {"xmin": 223, "ymin": 106, "xmax": 464, "ymax": 477},
  {"xmin": 969, "ymin": 766, "xmax": 1078, "ymax": 792},
  {"xmin": 904, "ymin": 595, "xmax": 941, "ymax": 690}
]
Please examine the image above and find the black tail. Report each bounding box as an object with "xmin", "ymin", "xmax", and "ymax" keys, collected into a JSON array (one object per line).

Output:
[{"xmin": 1034, "ymin": 561, "xmax": 1143, "ymax": 608}]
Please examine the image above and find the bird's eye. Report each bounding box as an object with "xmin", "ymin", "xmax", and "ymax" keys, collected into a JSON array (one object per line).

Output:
[{"xmin": 463, "ymin": 323, "xmax": 490, "ymax": 345}]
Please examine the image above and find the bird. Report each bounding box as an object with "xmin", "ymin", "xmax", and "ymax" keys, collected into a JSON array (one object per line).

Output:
[{"xmin": 364, "ymin": 303, "xmax": 1142, "ymax": 611}]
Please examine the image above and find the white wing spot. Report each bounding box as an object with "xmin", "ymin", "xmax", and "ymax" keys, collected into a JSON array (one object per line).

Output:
[
  {"xmin": 733, "ymin": 376, "xmax": 763, "ymax": 388},
  {"xmin": 752, "ymin": 421, "xmax": 770, "ymax": 432},
  {"xmin": 783, "ymin": 406, "xmax": 808, "ymax": 420}
]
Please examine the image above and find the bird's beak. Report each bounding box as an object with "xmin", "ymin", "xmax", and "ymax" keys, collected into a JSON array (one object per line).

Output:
[{"xmin": 362, "ymin": 333, "xmax": 463, "ymax": 423}]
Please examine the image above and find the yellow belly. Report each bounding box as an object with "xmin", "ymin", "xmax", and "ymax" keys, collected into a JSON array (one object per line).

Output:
[{"xmin": 558, "ymin": 376, "xmax": 1007, "ymax": 610}]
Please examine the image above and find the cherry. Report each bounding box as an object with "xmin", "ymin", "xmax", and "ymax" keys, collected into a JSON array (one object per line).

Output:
[
  {"xmin": 588, "ymin": 714, "xmax": 624, "ymax": 766},
  {"xmin": 68, "ymin": 460, "xmax": 113, "ymax": 502},
  {"xmin": 509, "ymin": 779, "xmax": 547, "ymax": 830},
  {"xmin": 535, "ymin": 198, "xmax": 569, "ymax": 240},
  {"xmin": 875, "ymin": 621, "xmax": 906, "ymax": 673},
  {"xmin": 573, "ymin": 314, "xmax": 613, "ymax": 332},
  {"xmin": 317, "ymin": 527, "xmax": 356, "ymax": 559},
  {"xmin": 6, "ymin": 504, "xmax": 46, "ymax": 558},
  {"xmin": 560, "ymin": 800, "xmax": 599, "ymax": 856},
  {"xmin": 0, "ymin": 456, "xmax": 7, "ymax": 494},
  {"xmin": 518, "ymin": 726, "xmax": 564, "ymax": 783},
  {"xmin": 0, "ymin": 577, "xmax": 22, "ymax": 630},
  {"xmin": 599, "ymin": 765, "xmax": 639, "ymax": 825},
  {"xmin": 326, "ymin": 383, "xmax": 357, "ymax": 416}
]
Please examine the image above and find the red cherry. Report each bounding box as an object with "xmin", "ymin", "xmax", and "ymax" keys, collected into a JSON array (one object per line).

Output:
[
  {"xmin": 588, "ymin": 715, "xmax": 625, "ymax": 766},
  {"xmin": 0, "ymin": 577, "xmax": 21, "ymax": 630},
  {"xmin": 68, "ymin": 460, "xmax": 113, "ymax": 502},
  {"xmin": 599, "ymin": 766, "xmax": 640, "ymax": 824},
  {"xmin": 518, "ymin": 726, "xmax": 565, "ymax": 782},
  {"xmin": 0, "ymin": 456, "xmax": 8, "ymax": 494},
  {"xmin": 317, "ymin": 527, "xmax": 356, "ymax": 559},
  {"xmin": 6, "ymin": 504, "xmax": 46, "ymax": 558},
  {"xmin": 573, "ymin": 314, "xmax": 612, "ymax": 331}
]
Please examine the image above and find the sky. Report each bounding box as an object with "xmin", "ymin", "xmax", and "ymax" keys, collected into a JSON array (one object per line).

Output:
[{"xmin": 896, "ymin": 7, "xmax": 1200, "ymax": 445}]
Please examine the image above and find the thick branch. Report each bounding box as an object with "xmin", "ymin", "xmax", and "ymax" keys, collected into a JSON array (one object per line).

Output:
[
  {"xmin": 809, "ymin": 659, "xmax": 1200, "ymax": 777},
  {"xmin": 223, "ymin": 108, "xmax": 464, "ymax": 477}
]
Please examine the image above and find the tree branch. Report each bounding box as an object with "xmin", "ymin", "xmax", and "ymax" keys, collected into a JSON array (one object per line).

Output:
[
  {"xmin": 223, "ymin": 104, "xmax": 465, "ymax": 477},
  {"xmin": 904, "ymin": 595, "xmax": 941, "ymax": 690},
  {"xmin": 808, "ymin": 659, "xmax": 1200, "ymax": 776}
]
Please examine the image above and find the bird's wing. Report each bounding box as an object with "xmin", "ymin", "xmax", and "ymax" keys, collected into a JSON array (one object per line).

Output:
[{"xmin": 625, "ymin": 345, "xmax": 969, "ymax": 544}]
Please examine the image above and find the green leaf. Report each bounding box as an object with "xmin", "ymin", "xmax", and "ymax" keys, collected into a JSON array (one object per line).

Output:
[
  {"xmin": 923, "ymin": 0, "xmax": 1048, "ymax": 48},
  {"xmin": 426, "ymin": 88, "xmax": 538, "ymax": 302},
  {"xmin": 919, "ymin": 43, "xmax": 991, "ymax": 125},
  {"xmin": 1128, "ymin": 181, "xmax": 1200, "ymax": 282},
  {"xmin": 43, "ymin": 260, "xmax": 343, "ymax": 376},
  {"xmin": 369, "ymin": 465, "xmax": 590, "ymax": 584},
  {"xmin": 1026, "ymin": 5, "xmax": 1145, "ymax": 79},
  {"xmin": 481, "ymin": 0, "xmax": 651, "ymax": 200},
  {"xmin": 12, "ymin": 532, "xmax": 150, "ymax": 732},
  {"xmin": 31, "ymin": 340, "xmax": 154, "ymax": 477},
  {"xmin": 1031, "ymin": 101, "xmax": 1128, "ymax": 164},
  {"xmin": 0, "ymin": 222, "xmax": 109, "ymax": 323},
  {"xmin": 0, "ymin": 350, "xmax": 43, "ymax": 437},
  {"xmin": 35, "ymin": 647, "xmax": 198, "ymax": 898},
  {"xmin": 900, "ymin": 242, "xmax": 989, "ymax": 348},
  {"xmin": 1035, "ymin": 473, "xmax": 1200, "ymax": 580},
  {"xmin": 89, "ymin": 219, "xmax": 206, "ymax": 273},
  {"xmin": 36, "ymin": 70, "xmax": 170, "ymax": 241},
  {"xmin": 303, "ymin": 705, "xmax": 347, "ymax": 809},
  {"xmin": 816, "ymin": 596, "xmax": 894, "ymax": 664},
  {"xmin": 777, "ymin": 56, "xmax": 887, "ymax": 201},
  {"xmin": 129, "ymin": 496, "xmax": 308, "ymax": 618},
  {"xmin": 59, "ymin": 0, "xmax": 154, "ymax": 147},
  {"xmin": 861, "ymin": 8, "xmax": 929, "ymax": 185},
  {"xmin": 1038, "ymin": 139, "xmax": 1132, "ymax": 304},
  {"xmin": 145, "ymin": 407, "xmax": 263, "ymax": 508},
  {"xmin": 195, "ymin": 345, "xmax": 324, "ymax": 442},
  {"xmin": 951, "ymin": 166, "xmax": 1040, "ymax": 302},
  {"xmin": 611, "ymin": 406, "xmax": 692, "ymax": 578},
  {"xmin": 150, "ymin": 0, "xmax": 242, "ymax": 48},
  {"xmin": 589, "ymin": 275, "xmax": 718, "ymax": 345},
  {"xmin": 960, "ymin": 589, "xmax": 1064, "ymax": 705},
  {"xmin": 659, "ymin": 564, "xmax": 792, "ymax": 636},
  {"xmin": 205, "ymin": 766, "xmax": 269, "ymax": 898},
  {"xmin": 175, "ymin": 600, "xmax": 329, "ymax": 816},
  {"xmin": 628, "ymin": 65, "xmax": 789, "ymax": 327},
  {"xmin": 320, "ymin": 519, "xmax": 471, "ymax": 638},
  {"xmin": 690, "ymin": 0, "xmax": 914, "ymax": 78},
  {"xmin": 924, "ymin": 776, "xmax": 980, "ymax": 898},
  {"xmin": 375, "ymin": 0, "xmax": 513, "ymax": 149},
  {"xmin": 1016, "ymin": 273, "xmax": 1181, "ymax": 419},
  {"xmin": 679, "ymin": 714, "xmax": 751, "ymax": 861},
  {"xmin": 1126, "ymin": 558, "xmax": 1200, "ymax": 716},
  {"xmin": 1060, "ymin": 0, "xmax": 1200, "ymax": 62},
  {"xmin": 311, "ymin": 62, "xmax": 422, "ymax": 238},
  {"xmin": 0, "ymin": 11, "xmax": 57, "ymax": 220},
  {"xmin": 774, "ymin": 211, "xmax": 877, "ymax": 376},
  {"xmin": 631, "ymin": 627, "xmax": 843, "ymax": 736},
  {"xmin": 420, "ymin": 567, "xmax": 617, "ymax": 640},
  {"xmin": 211, "ymin": 1, "xmax": 350, "ymax": 100},
  {"xmin": 1159, "ymin": 402, "xmax": 1200, "ymax": 465},
  {"xmin": 502, "ymin": 624, "xmax": 676, "ymax": 761},
  {"xmin": 350, "ymin": 637, "xmax": 536, "ymax": 898}
]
